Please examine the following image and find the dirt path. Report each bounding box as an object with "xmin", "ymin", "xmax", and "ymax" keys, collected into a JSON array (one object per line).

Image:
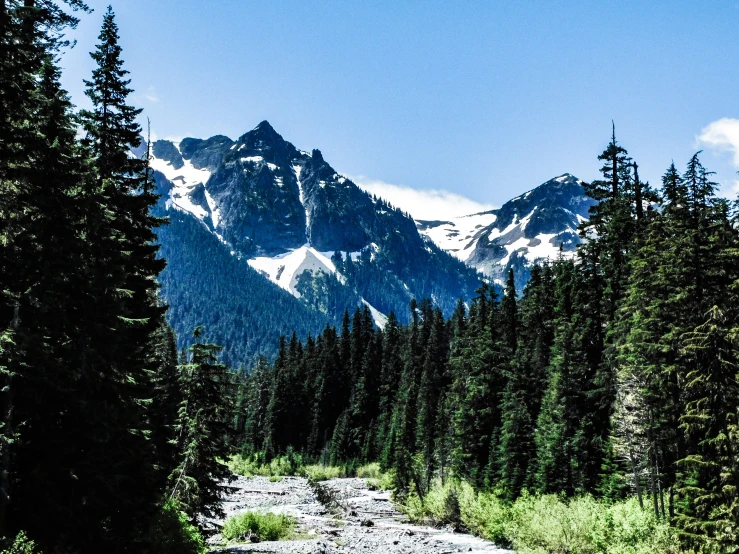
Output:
[{"xmin": 210, "ymin": 475, "xmax": 514, "ymax": 554}]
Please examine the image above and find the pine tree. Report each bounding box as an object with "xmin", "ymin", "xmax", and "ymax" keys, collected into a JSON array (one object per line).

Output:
[
  {"xmin": 498, "ymin": 266, "xmax": 554, "ymax": 497},
  {"xmin": 415, "ymin": 307, "xmax": 449, "ymax": 493},
  {"xmin": 676, "ymin": 307, "xmax": 739, "ymax": 550},
  {"xmin": 170, "ymin": 328, "xmax": 235, "ymax": 526},
  {"xmin": 377, "ymin": 312, "xmax": 403, "ymax": 469},
  {"xmin": 149, "ymin": 324, "xmax": 183, "ymax": 489},
  {"xmin": 0, "ymin": 0, "xmax": 91, "ymax": 542},
  {"xmin": 448, "ymin": 283, "xmax": 506, "ymax": 488},
  {"xmin": 240, "ymin": 356, "xmax": 273, "ymax": 456}
]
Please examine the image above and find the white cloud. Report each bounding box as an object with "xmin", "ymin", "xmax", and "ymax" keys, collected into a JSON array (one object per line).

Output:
[
  {"xmin": 346, "ymin": 175, "xmax": 495, "ymax": 220},
  {"xmin": 143, "ymin": 85, "xmax": 159, "ymax": 103},
  {"xmin": 698, "ymin": 118, "xmax": 739, "ymax": 166}
]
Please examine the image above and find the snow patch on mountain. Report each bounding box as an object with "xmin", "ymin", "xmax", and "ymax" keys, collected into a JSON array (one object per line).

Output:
[
  {"xmin": 151, "ymin": 147, "xmax": 212, "ymax": 221},
  {"xmin": 418, "ymin": 212, "xmax": 497, "ymax": 262},
  {"xmin": 418, "ymin": 173, "xmax": 593, "ymax": 283},
  {"xmin": 362, "ymin": 299, "xmax": 388, "ymax": 329},
  {"xmin": 247, "ymin": 246, "xmax": 337, "ymax": 297},
  {"xmin": 246, "ymin": 246, "xmax": 369, "ymax": 297},
  {"xmin": 293, "ymin": 164, "xmax": 310, "ymax": 237}
]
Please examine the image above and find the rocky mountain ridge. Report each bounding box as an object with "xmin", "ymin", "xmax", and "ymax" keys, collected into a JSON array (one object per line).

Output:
[
  {"xmin": 149, "ymin": 121, "xmax": 592, "ymax": 364},
  {"xmin": 418, "ymin": 174, "xmax": 593, "ymax": 288}
]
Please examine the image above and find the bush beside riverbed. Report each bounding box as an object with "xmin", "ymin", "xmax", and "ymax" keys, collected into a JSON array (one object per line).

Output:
[
  {"xmin": 402, "ymin": 480, "xmax": 682, "ymax": 554},
  {"xmin": 221, "ymin": 511, "xmax": 296, "ymax": 542},
  {"xmin": 228, "ymin": 452, "xmax": 389, "ymax": 483}
]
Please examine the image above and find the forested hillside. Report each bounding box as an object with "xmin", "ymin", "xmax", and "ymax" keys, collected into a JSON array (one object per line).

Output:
[
  {"xmin": 235, "ymin": 132, "xmax": 739, "ymax": 553},
  {"xmin": 156, "ymin": 206, "xmax": 330, "ymax": 364}
]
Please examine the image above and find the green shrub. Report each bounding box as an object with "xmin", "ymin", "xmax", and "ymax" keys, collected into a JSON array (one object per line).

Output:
[
  {"xmin": 377, "ymin": 469, "xmax": 396, "ymax": 490},
  {"xmin": 228, "ymin": 449, "xmax": 304, "ymax": 477},
  {"xmin": 458, "ymin": 483, "xmax": 509, "ymax": 545},
  {"xmin": 221, "ymin": 511, "xmax": 295, "ymax": 542},
  {"xmin": 302, "ymin": 464, "xmax": 343, "ymax": 481},
  {"xmin": 402, "ymin": 480, "xmax": 680, "ymax": 554},
  {"xmin": 146, "ymin": 500, "xmax": 206, "ymax": 554},
  {"xmin": 0, "ymin": 532, "xmax": 41, "ymax": 554},
  {"xmin": 507, "ymin": 493, "xmax": 680, "ymax": 554},
  {"xmin": 357, "ymin": 462, "xmax": 382, "ymax": 479},
  {"xmin": 268, "ymin": 475, "xmax": 283, "ymax": 483}
]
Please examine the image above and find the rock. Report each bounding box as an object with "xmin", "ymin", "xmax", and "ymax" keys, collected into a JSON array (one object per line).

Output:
[{"xmin": 360, "ymin": 519, "xmax": 374, "ymax": 527}]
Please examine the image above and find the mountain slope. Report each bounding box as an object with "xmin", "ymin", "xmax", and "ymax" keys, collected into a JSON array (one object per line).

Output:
[
  {"xmin": 418, "ymin": 174, "xmax": 593, "ymax": 290},
  {"xmin": 151, "ymin": 122, "xmax": 483, "ymax": 364},
  {"xmin": 155, "ymin": 206, "xmax": 330, "ymax": 366}
]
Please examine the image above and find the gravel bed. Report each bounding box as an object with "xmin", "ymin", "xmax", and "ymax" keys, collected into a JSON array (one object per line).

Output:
[{"xmin": 210, "ymin": 474, "xmax": 514, "ymax": 554}]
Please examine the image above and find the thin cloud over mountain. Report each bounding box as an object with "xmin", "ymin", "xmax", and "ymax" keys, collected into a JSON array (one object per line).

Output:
[{"xmin": 348, "ymin": 175, "xmax": 495, "ymax": 220}]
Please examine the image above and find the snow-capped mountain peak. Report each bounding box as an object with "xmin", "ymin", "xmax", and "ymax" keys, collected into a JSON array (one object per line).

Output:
[
  {"xmin": 149, "ymin": 121, "xmax": 484, "ymax": 330},
  {"xmin": 418, "ymin": 173, "xmax": 594, "ymax": 287}
]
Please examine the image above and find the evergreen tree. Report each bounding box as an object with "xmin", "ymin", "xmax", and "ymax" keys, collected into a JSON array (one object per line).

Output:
[
  {"xmin": 676, "ymin": 307, "xmax": 739, "ymax": 550},
  {"xmin": 498, "ymin": 266, "xmax": 554, "ymax": 497},
  {"xmin": 448, "ymin": 283, "xmax": 506, "ymax": 488},
  {"xmin": 240, "ymin": 356, "xmax": 273, "ymax": 456},
  {"xmin": 170, "ymin": 328, "xmax": 235, "ymax": 526}
]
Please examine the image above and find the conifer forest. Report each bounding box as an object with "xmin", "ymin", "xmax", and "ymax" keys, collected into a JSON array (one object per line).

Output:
[{"xmin": 2, "ymin": 2, "xmax": 739, "ymax": 553}]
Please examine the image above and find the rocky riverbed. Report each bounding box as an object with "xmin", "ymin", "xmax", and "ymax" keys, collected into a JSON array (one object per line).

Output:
[{"xmin": 209, "ymin": 475, "xmax": 513, "ymax": 554}]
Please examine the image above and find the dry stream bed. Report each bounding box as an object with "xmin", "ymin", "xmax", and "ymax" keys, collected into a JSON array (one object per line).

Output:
[{"xmin": 209, "ymin": 475, "xmax": 513, "ymax": 554}]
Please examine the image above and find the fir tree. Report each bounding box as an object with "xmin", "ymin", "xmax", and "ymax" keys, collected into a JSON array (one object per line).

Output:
[{"xmin": 170, "ymin": 328, "xmax": 236, "ymax": 526}]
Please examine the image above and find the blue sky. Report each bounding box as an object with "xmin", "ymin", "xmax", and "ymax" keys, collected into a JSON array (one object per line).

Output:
[{"xmin": 59, "ymin": 0, "xmax": 739, "ymax": 218}]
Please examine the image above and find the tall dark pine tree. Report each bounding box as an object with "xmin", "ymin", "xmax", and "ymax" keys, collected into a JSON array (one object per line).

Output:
[
  {"xmin": 415, "ymin": 307, "xmax": 449, "ymax": 492},
  {"xmin": 498, "ymin": 266, "xmax": 554, "ymax": 497},
  {"xmin": 149, "ymin": 324, "xmax": 183, "ymax": 484},
  {"xmin": 449, "ymin": 283, "xmax": 506, "ymax": 489},
  {"xmin": 576, "ymin": 126, "xmax": 636, "ymax": 495},
  {"xmin": 0, "ymin": 0, "xmax": 90, "ymax": 542},
  {"xmin": 676, "ymin": 307, "xmax": 739, "ymax": 551},
  {"xmin": 170, "ymin": 328, "xmax": 235, "ymax": 527},
  {"xmin": 240, "ymin": 355, "xmax": 273, "ymax": 456},
  {"xmin": 55, "ymin": 6, "xmax": 165, "ymax": 549}
]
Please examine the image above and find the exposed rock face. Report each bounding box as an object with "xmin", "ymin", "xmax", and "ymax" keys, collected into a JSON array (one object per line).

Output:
[
  {"xmin": 418, "ymin": 174, "xmax": 594, "ymax": 289},
  {"xmin": 152, "ymin": 140, "xmax": 184, "ymax": 169},
  {"xmin": 150, "ymin": 121, "xmax": 482, "ymax": 329}
]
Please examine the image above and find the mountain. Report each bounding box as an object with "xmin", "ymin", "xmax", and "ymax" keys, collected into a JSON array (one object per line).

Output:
[
  {"xmin": 150, "ymin": 121, "xmax": 483, "ymax": 364},
  {"xmin": 417, "ymin": 174, "xmax": 594, "ymax": 290}
]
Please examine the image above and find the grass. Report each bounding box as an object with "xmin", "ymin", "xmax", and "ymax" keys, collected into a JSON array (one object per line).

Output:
[
  {"xmin": 365, "ymin": 467, "xmax": 395, "ymax": 491},
  {"xmin": 227, "ymin": 452, "xmax": 305, "ymax": 477},
  {"xmin": 221, "ymin": 511, "xmax": 296, "ymax": 543},
  {"xmin": 302, "ymin": 464, "xmax": 344, "ymax": 481},
  {"xmin": 268, "ymin": 475, "xmax": 283, "ymax": 483},
  {"xmin": 356, "ymin": 462, "xmax": 382, "ymax": 479},
  {"xmin": 402, "ymin": 479, "xmax": 682, "ymax": 554},
  {"xmin": 229, "ymin": 452, "xmax": 357, "ymax": 481}
]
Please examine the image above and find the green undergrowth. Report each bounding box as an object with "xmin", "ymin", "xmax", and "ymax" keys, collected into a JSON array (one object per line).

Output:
[
  {"xmin": 228, "ymin": 452, "xmax": 392, "ymax": 484},
  {"xmin": 0, "ymin": 532, "xmax": 42, "ymax": 554},
  {"xmin": 228, "ymin": 450, "xmax": 305, "ymax": 477},
  {"xmin": 361, "ymin": 463, "xmax": 395, "ymax": 490},
  {"xmin": 147, "ymin": 499, "xmax": 206, "ymax": 554},
  {"xmin": 402, "ymin": 479, "xmax": 682, "ymax": 554},
  {"xmin": 221, "ymin": 511, "xmax": 296, "ymax": 542},
  {"xmin": 302, "ymin": 464, "xmax": 344, "ymax": 481}
]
